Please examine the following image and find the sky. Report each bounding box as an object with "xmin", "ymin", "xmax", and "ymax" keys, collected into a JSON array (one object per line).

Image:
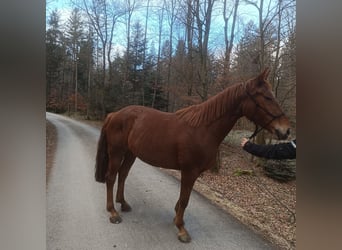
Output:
[
  {"xmin": 46, "ymin": 0, "xmax": 278, "ymax": 55},
  {"xmin": 46, "ymin": 0, "xmax": 263, "ymax": 20}
]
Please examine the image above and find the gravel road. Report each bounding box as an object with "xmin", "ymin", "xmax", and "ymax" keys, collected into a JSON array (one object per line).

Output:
[{"xmin": 46, "ymin": 112, "xmax": 276, "ymax": 250}]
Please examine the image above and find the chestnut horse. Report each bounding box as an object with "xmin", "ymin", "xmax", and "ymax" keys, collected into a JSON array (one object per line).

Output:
[{"xmin": 95, "ymin": 68, "xmax": 290, "ymax": 243}]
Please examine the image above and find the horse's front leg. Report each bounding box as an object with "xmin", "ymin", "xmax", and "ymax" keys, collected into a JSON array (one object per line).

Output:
[{"xmin": 174, "ymin": 170, "xmax": 199, "ymax": 243}]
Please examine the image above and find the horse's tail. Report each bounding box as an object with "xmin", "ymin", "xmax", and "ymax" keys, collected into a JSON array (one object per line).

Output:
[{"xmin": 95, "ymin": 123, "xmax": 109, "ymax": 183}]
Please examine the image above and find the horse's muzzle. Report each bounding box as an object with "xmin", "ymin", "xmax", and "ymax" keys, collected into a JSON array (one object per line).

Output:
[{"xmin": 275, "ymin": 128, "xmax": 290, "ymax": 140}]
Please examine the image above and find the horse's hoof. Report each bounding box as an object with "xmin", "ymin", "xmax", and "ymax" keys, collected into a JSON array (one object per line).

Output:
[
  {"xmin": 109, "ymin": 215, "xmax": 122, "ymax": 224},
  {"xmin": 178, "ymin": 233, "xmax": 191, "ymax": 243},
  {"xmin": 121, "ymin": 203, "xmax": 132, "ymax": 212}
]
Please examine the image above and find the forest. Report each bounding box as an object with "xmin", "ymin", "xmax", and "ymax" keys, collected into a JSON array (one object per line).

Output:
[{"xmin": 46, "ymin": 0, "xmax": 296, "ymax": 132}]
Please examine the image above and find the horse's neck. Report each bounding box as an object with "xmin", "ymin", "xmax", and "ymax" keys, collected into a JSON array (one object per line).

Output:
[
  {"xmin": 206, "ymin": 108, "xmax": 242, "ymax": 146},
  {"xmin": 204, "ymin": 85, "xmax": 244, "ymax": 145}
]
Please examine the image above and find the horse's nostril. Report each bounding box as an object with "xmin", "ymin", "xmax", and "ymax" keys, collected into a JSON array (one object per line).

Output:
[
  {"xmin": 287, "ymin": 128, "xmax": 291, "ymax": 136},
  {"xmin": 276, "ymin": 128, "xmax": 289, "ymax": 140}
]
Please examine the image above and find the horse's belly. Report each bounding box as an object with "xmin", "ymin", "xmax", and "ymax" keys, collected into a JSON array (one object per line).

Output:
[
  {"xmin": 126, "ymin": 110, "xmax": 190, "ymax": 170},
  {"xmin": 137, "ymin": 155, "xmax": 180, "ymax": 170},
  {"xmin": 128, "ymin": 128, "xmax": 181, "ymax": 169},
  {"xmin": 132, "ymin": 142, "xmax": 180, "ymax": 170}
]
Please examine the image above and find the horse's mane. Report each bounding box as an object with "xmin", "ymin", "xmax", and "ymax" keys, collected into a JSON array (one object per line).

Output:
[{"xmin": 175, "ymin": 81, "xmax": 247, "ymax": 127}]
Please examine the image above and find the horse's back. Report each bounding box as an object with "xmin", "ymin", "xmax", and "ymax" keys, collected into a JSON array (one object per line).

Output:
[
  {"xmin": 106, "ymin": 106, "xmax": 186, "ymax": 168},
  {"xmin": 104, "ymin": 105, "xmax": 174, "ymax": 146}
]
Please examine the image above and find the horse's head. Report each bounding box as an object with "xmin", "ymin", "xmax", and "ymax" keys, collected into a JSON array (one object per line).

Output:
[{"xmin": 242, "ymin": 68, "xmax": 291, "ymax": 140}]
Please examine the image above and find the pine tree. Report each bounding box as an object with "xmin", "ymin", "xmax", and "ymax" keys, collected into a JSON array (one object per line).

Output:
[
  {"xmin": 65, "ymin": 8, "xmax": 84, "ymax": 113},
  {"xmin": 46, "ymin": 9, "xmax": 65, "ymax": 112},
  {"xmin": 127, "ymin": 21, "xmax": 147, "ymax": 105}
]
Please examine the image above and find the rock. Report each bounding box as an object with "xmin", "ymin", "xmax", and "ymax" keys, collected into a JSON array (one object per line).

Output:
[{"xmin": 263, "ymin": 159, "xmax": 296, "ymax": 182}]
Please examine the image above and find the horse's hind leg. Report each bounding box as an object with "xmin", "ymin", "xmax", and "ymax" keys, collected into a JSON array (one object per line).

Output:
[
  {"xmin": 106, "ymin": 155, "xmax": 122, "ymax": 224},
  {"xmin": 116, "ymin": 151, "xmax": 136, "ymax": 212}
]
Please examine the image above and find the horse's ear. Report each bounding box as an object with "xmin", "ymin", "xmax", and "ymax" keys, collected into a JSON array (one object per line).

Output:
[{"xmin": 258, "ymin": 68, "xmax": 270, "ymax": 81}]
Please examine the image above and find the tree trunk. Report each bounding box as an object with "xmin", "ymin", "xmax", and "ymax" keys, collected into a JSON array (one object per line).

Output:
[
  {"xmin": 211, "ymin": 146, "xmax": 222, "ymax": 173},
  {"xmin": 75, "ymin": 57, "xmax": 78, "ymax": 113}
]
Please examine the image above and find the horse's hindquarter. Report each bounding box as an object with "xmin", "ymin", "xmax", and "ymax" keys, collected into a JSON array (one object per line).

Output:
[{"xmin": 126, "ymin": 107, "xmax": 212, "ymax": 170}]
